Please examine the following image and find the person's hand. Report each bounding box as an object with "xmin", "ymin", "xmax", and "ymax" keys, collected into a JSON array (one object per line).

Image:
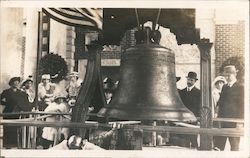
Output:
[
  {"xmin": 67, "ymin": 135, "xmax": 83, "ymax": 150},
  {"xmin": 1, "ymin": 98, "xmax": 6, "ymax": 103},
  {"xmin": 88, "ymin": 106, "xmax": 94, "ymax": 112},
  {"xmin": 214, "ymin": 113, "xmax": 218, "ymax": 118},
  {"xmin": 55, "ymin": 109, "xmax": 62, "ymax": 113}
]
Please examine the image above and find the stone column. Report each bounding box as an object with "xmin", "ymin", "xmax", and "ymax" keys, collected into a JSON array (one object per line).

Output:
[
  {"xmin": 23, "ymin": 8, "xmax": 39, "ymax": 79},
  {"xmin": 65, "ymin": 26, "xmax": 76, "ymax": 73},
  {"xmin": 197, "ymin": 38, "xmax": 213, "ymax": 150}
]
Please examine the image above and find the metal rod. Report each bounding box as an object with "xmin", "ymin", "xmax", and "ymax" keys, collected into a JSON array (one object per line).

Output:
[
  {"xmin": 155, "ymin": 9, "xmax": 161, "ymax": 29},
  {"xmin": 124, "ymin": 125, "xmax": 244, "ymax": 137},
  {"xmin": 0, "ymin": 111, "xmax": 97, "ymax": 116},
  {"xmin": 27, "ymin": 114, "xmax": 32, "ymax": 148},
  {"xmin": 23, "ymin": 126, "xmax": 27, "ymax": 148},
  {"xmin": 0, "ymin": 120, "xmax": 113, "ymax": 129},
  {"xmin": 34, "ymin": 10, "xmax": 43, "ymax": 110},
  {"xmin": 135, "ymin": 8, "xmax": 140, "ymax": 29},
  {"xmin": 0, "ymin": 121, "xmax": 243, "ymax": 137},
  {"xmin": 152, "ymin": 121, "xmax": 157, "ymax": 147},
  {"xmin": 153, "ymin": 9, "xmax": 161, "ymax": 30},
  {"xmin": 33, "ymin": 113, "xmax": 38, "ymax": 148}
]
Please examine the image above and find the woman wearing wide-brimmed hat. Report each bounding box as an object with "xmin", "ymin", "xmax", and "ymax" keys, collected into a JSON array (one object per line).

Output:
[
  {"xmin": 211, "ymin": 76, "xmax": 227, "ymax": 118},
  {"xmin": 21, "ymin": 76, "xmax": 35, "ymax": 104}
]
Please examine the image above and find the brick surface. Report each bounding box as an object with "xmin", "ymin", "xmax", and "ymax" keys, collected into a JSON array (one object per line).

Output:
[{"xmin": 215, "ymin": 21, "xmax": 245, "ymax": 75}]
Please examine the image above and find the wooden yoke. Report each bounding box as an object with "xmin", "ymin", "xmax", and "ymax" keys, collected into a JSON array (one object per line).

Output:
[{"xmin": 70, "ymin": 41, "xmax": 105, "ymax": 138}]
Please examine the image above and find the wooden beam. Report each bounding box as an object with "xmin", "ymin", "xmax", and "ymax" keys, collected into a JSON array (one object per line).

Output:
[
  {"xmin": 70, "ymin": 41, "xmax": 103, "ymax": 137},
  {"xmin": 213, "ymin": 118, "xmax": 244, "ymax": 123}
]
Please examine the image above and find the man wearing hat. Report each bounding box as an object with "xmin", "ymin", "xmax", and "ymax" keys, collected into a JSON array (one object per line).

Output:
[
  {"xmin": 103, "ymin": 77, "xmax": 116, "ymax": 104},
  {"xmin": 179, "ymin": 72, "xmax": 201, "ymax": 148},
  {"xmin": 1, "ymin": 77, "xmax": 32, "ymax": 148},
  {"xmin": 214, "ymin": 65, "xmax": 244, "ymax": 151}
]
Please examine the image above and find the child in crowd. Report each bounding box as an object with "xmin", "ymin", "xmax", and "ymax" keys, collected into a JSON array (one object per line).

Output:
[{"xmin": 41, "ymin": 93, "xmax": 69, "ymax": 149}]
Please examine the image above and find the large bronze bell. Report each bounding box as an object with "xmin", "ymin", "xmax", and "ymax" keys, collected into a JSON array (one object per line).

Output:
[{"xmin": 98, "ymin": 29, "xmax": 196, "ymax": 122}]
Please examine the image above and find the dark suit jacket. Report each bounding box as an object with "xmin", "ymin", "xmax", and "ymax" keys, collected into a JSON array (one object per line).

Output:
[
  {"xmin": 217, "ymin": 81, "xmax": 244, "ymax": 119},
  {"xmin": 1, "ymin": 88, "xmax": 32, "ymax": 118},
  {"xmin": 179, "ymin": 87, "xmax": 201, "ymax": 117}
]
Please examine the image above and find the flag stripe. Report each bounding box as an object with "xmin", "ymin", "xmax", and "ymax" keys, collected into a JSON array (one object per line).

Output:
[
  {"xmin": 42, "ymin": 8, "xmax": 102, "ymax": 31},
  {"xmin": 50, "ymin": 8, "xmax": 90, "ymax": 21}
]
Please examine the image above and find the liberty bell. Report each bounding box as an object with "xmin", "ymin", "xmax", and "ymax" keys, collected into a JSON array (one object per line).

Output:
[{"xmin": 98, "ymin": 27, "xmax": 196, "ymax": 122}]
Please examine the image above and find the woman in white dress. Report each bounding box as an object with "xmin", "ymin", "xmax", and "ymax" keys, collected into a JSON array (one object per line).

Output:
[
  {"xmin": 212, "ymin": 76, "xmax": 226, "ymax": 118},
  {"xmin": 41, "ymin": 93, "xmax": 69, "ymax": 149},
  {"xmin": 37, "ymin": 74, "xmax": 56, "ymax": 111}
]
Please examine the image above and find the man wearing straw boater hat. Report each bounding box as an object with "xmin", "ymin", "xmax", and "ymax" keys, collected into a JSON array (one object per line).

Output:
[
  {"xmin": 214, "ymin": 65, "xmax": 244, "ymax": 151},
  {"xmin": 179, "ymin": 71, "xmax": 201, "ymax": 148}
]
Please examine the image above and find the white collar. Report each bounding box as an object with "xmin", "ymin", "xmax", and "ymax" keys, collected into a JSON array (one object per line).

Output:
[
  {"xmin": 227, "ymin": 79, "xmax": 237, "ymax": 87},
  {"xmin": 107, "ymin": 98, "xmax": 112, "ymax": 104},
  {"xmin": 187, "ymin": 85, "xmax": 195, "ymax": 91},
  {"xmin": 213, "ymin": 88, "xmax": 222, "ymax": 94}
]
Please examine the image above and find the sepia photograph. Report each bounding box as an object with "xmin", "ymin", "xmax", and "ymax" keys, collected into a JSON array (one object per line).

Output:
[{"xmin": 0, "ymin": 0, "xmax": 249, "ymax": 157}]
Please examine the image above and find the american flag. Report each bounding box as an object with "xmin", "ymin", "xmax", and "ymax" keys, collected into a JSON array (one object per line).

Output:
[{"xmin": 42, "ymin": 8, "xmax": 103, "ymax": 31}]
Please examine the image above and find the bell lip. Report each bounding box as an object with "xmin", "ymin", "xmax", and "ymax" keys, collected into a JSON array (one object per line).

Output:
[{"xmin": 97, "ymin": 107, "xmax": 197, "ymax": 122}]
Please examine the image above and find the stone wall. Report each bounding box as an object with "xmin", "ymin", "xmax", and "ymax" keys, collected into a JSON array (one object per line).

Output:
[
  {"xmin": 23, "ymin": 8, "xmax": 39, "ymax": 82},
  {"xmin": 65, "ymin": 26, "xmax": 76, "ymax": 73},
  {"xmin": 0, "ymin": 8, "xmax": 24, "ymax": 92}
]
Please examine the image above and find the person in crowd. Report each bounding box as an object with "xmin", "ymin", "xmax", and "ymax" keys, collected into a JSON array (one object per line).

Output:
[
  {"xmin": 50, "ymin": 135, "xmax": 104, "ymax": 150},
  {"xmin": 21, "ymin": 75, "xmax": 35, "ymax": 104},
  {"xmin": 103, "ymin": 77, "xmax": 115, "ymax": 104},
  {"xmin": 176, "ymin": 76, "xmax": 181, "ymax": 91},
  {"xmin": 41, "ymin": 93, "xmax": 68, "ymax": 149},
  {"xmin": 38, "ymin": 74, "xmax": 56, "ymax": 111},
  {"xmin": 66, "ymin": 72, "xmax": 82, "ymax": 99},
  {"xmin": 179, "ymin": 72, "xmax": 201, "ymax": 148},
  {"xmin": 212, "ymin": 76, "xmax": 226, "ymax": 118},
  {"xmin": 19, "ymin": 76, "xmax": 36, "ymax": 147},
  {"xmin": 66, "ymin": 71, "xmax": 83, "ymax": 107},
  {"xmin": 214, "ymin": 65, "xmax": 244, "ymax": 151},
  {"xmin": 1, "ymin": 77, "xmax": 32, "ymax": 148}
]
